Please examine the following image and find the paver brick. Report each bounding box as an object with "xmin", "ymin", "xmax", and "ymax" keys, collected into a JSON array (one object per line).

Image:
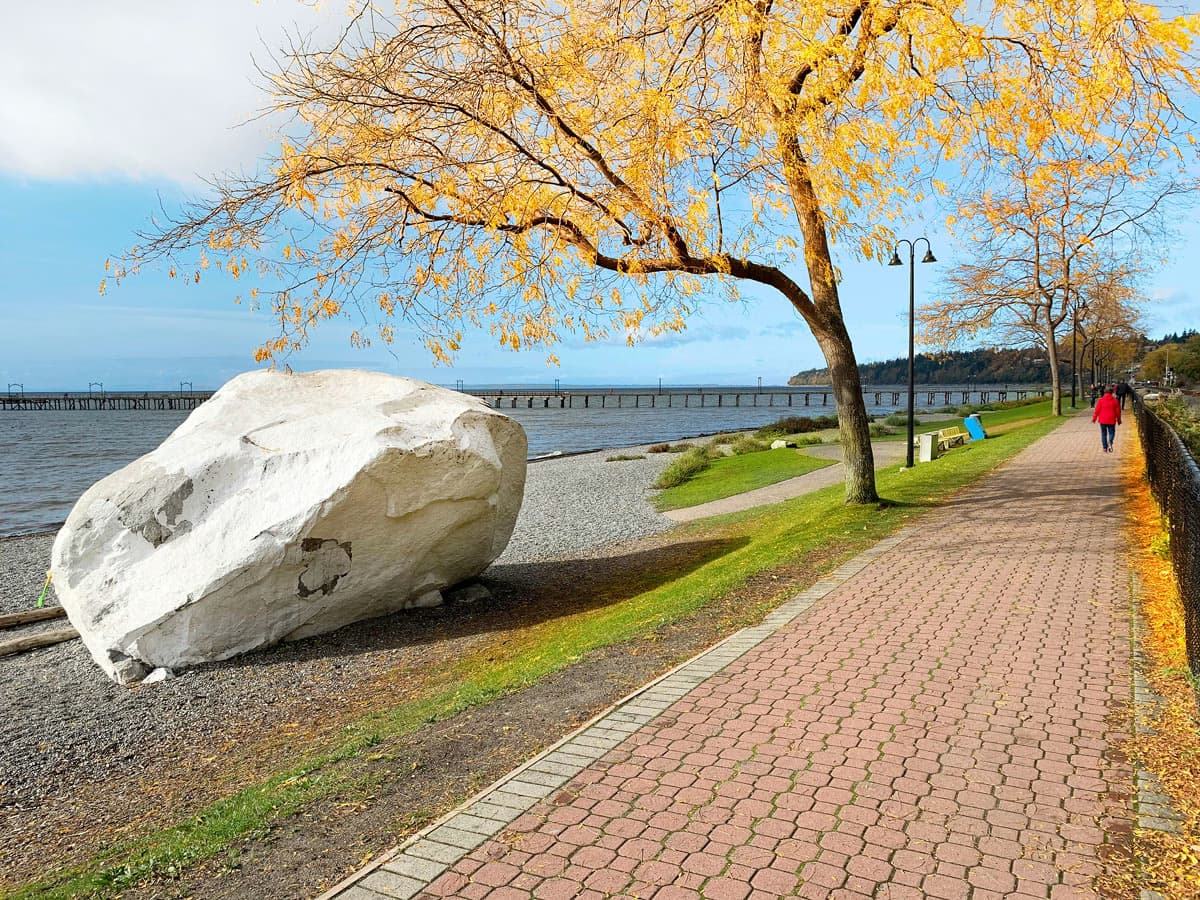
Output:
[{"xmin": 329, "ymin": 418, "xmax": 1134, "ymax": 900}]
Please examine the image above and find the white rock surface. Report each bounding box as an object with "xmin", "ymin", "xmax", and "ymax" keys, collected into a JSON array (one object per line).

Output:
[
  {"xmin": 51, "ymin": 370, "xmax": 527, "ymax": 683},
  {"xmin": 770, "ymin": 439, "xmax": 797, "ymax": 449}
]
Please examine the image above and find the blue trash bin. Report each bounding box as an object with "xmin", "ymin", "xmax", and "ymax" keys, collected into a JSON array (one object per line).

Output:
[{"xmin": 964, "ymin": 414, "xmax": 986, "ymax": 441}]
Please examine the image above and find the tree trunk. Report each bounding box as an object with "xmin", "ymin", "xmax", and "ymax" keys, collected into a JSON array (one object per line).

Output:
[
  {"xmin": 0, "ymin": 606, "xmax": 66, "ymax": 629},
  {"xmin": 1045, "ymin": 327, "xmax": 1063, "ymax": 415},
  {"xmin": 814, "ymin": 321, "xmax": 878, "ymax": 503},
  {"xmin": 776, "ymin": 131, "xmax": 878, "ymax": 504},
  {"xmin": 0, "ymin": 626, "xmax": 79, "ymax": 659}
]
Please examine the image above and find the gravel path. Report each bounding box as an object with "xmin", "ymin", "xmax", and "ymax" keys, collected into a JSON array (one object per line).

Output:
[
  {"xmin": 0, "ymin": 532, "xmax": 58, "ymax": 617},
  {"xmin": 494, "ymin": 446, "xmax": 677, "ymax": 564},
  {"xmin": 0, "ymin": 445, "xmax": 679, "ymax": 834}
]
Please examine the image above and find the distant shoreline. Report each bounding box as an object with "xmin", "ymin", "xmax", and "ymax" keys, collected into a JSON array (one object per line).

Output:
[{"xmin": 0, "ymin": 425, "xmax": 747, "ymax": 541}]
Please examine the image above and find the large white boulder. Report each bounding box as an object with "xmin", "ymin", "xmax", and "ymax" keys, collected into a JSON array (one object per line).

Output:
[{"xmin": 51, "ymin": 370, "xmax": 527, "ymax": 683}]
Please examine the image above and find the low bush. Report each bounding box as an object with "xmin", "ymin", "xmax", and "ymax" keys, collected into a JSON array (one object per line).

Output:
[
  {"xmin": 883, "ymin": 414, "xmax": 907, "ymax": 426},
  {"xmin": 869, "ymin": 422, "xmax": 894, "ymax": 437},
  {"xmin": 946, "ymin": 396, "xmax": 1045, "ymax": 418},
  {"xmin": 647, "ymin": 442, "xmax": 693, "ymax": 454},
  {"xmin": 756, "ymin": 414, "xmax": 839, "ymax": 437},
  {"xmin": 652, "ymin": 446, "xmax": 713, "ymax": 489},
  {"xmin": 730, "ymin": 435, "xmax": 771, "ymax": 455},
  {"xmin": 1156, "ymin": 399, "xmax": 1200, "ymax": 461},
  {"xmin": 605, "ymin": 454, "xmax": 645, "ymax": 462},
  {"xmin": 990, "ymin": 396, "xmax": 1050, "ymax": 410}
]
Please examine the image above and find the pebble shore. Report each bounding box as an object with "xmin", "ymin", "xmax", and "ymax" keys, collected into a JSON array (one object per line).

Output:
[{"xmin": 0, "ymin": 444, "xmax": 678, "ymax": 813}]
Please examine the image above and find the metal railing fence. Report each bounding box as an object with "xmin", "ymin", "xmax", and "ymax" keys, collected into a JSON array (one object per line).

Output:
[{"xmin": 1132, "ymin": 392, "xmax": 1200, "ymax": 674}]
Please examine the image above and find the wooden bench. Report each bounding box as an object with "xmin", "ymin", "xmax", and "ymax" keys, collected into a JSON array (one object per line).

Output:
[{"xmin": 936, "ymin": 426, "xmax": 968, "ymax": 450}]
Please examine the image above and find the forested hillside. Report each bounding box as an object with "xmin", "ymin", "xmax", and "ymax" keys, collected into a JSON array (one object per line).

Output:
[{"xmin": 789, "ymin": 348, "xmax": 1050, "ymax": 385}]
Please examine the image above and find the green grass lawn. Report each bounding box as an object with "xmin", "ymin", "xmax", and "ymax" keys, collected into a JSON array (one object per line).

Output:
[
  {"xmin": 869, "ymin": 399, "xmax": 1062, "ymax": 442},
  {"xmin": 652, "ymin": 449, "xmax": 836, "ymax": 511},
  {"xmin": 12, "ymin": 407, "xmax": 1066, "ymax": 900}
]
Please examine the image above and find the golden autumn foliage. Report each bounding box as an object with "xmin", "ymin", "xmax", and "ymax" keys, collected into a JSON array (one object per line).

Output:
[
  {"xmin": 919, "ymin": 24, "xmax": 1198, "ymax": 414},
  {"xmin": 1110, "ymin": 430, "xmax": 1200, "ymax": 899},
  {"xmin": 114, "ymin": 0, "xmax": 1200, "ymax": 502}
]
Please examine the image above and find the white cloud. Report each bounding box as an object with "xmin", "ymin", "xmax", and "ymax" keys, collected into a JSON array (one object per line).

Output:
[
  {"xmin": 1148, "ymin": 286, "xmax": 1191, "ymax": 307},
  {"xmin": 0, "ymin": 0, "xmax": 347, "ymax": 182}
]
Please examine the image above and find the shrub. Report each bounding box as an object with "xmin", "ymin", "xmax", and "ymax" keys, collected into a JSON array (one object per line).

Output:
[
  {"xmin": 884, "ymin": 414, "xmax": 907, "ymax": 426},
  {"xmin": 605, "ymin": 454, "xmax": 645, "ymax": 462},
  {"xmin": 991, "ymin": 396, "xmax": 1049, "ymax": 410},
  {"xmin": 756, "ymin": 414, "xmax": 839, "ymax": 437},
  {"xmin": 955, "ymin": 405, "xmax": 974, "ymax": 417},
  {"xmin": 869, "ymin": 422, "xmax": 893, "ymax": 437},
  {"xmin": 708, "ymin": 433, "xmax": 737, "ymax": 445},
  {"xmin": 653, "ymin": 446, "xmax": 713, "ymax": 489},
  {"xmin": 794, "ymin": 434, "xmax": 823, "ymax": 446},
  {"xmin": 647, "ymin": 442, "xmax": 693, "ymax": 453},
  {"xmin": 730, "ymin": 434, "xmax": 771, "ymax": 455},
  {"xmin": 1156, "ymin": 399, "xmax": 1200, "ymax": 461}
]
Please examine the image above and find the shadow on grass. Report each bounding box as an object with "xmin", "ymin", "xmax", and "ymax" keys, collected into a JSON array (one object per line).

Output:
[{"xmin": 201, "ymin": 535, "xmax": 750, "ymax": 672}]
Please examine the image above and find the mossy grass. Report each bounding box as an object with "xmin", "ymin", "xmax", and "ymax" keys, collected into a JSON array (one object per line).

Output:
[
  {"xmin": 10, "ymin": 410, "xmax": 1064, "ymax": 899},
  {"xmin": 652, "ymin": 445, "xmax": 714, "ymax": 488},
  {"xmin": 755, "ymin": 414, "xmax": 838, "ymax": 438},
  {"xmin": 728, "ymin": 434, "xmax": 771, "ymax": 455},
  {"xmin": 646, "ymin": 442, "xmax": 693, "ymax": 453},
  {"xmin": 653, "ymin": 450, "xmax": 836, "ymax": 511}
]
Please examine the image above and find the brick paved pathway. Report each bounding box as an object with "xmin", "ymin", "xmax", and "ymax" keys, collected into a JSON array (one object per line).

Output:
[{"xmin": 328, "ymin": 415, "xmax": 1133, "ymax": 899}]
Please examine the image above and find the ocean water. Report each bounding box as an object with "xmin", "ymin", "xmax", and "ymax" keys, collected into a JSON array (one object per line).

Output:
[{"xmin": 0, "ymin": 385, "xmax": 1006, "ymax": 537}]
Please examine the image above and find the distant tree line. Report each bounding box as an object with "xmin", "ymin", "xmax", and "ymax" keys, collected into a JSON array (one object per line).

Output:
[
  {"xmin": 1153, "ymin": 330, "xmax": 1198, "ymax": 346},
  {"xmin": 1139, "ymin": 332, "xmax": 1200, "ymax": 386},
  {"xmin": 789, "ymin": 348, "xmax": 1053, "ymax": 386}
]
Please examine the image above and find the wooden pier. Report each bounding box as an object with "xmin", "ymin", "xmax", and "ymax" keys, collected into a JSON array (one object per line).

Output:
[
  {"xmin": 474, "ymin": 387, "xmax": 1051, "ymax": 410},
  {"xmin": 1, "ymin": 386, "xmax": 1051, "ymax": 413},
  {"xmin": 0, "ymin": 392, "xmax": 213, "ymax": 411}
]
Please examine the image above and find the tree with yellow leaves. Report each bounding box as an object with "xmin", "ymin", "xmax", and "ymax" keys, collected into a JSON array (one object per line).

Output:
[
  {"xmin": 922, "ymin": 91, "xmax": 1195, "ymax": 415},
  {"xmin": 115, "ymin": 0, "xmax": 1199, "ymax": 503},
  {"xmin": 1073, "ymin": 271, "xmax": 1147, "ymax": 389}
]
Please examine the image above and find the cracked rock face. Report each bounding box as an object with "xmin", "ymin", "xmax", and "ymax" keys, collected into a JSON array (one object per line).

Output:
[{"xmin": 51, "ymin": 370, "xmax": 527, "ymax": 683}]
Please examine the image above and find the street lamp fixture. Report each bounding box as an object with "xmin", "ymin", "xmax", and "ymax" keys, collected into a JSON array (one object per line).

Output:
[
  {"xmin": 888, "ymin": 238, "xmax": 937, "ymax": 468},
  {"xmin": 1070, "ymin": 301, "xmax": 1088, "ymax": 409}
]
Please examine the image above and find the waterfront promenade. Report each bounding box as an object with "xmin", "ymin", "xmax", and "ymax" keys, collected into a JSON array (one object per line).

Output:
[{"xmin": 327, "ymin": 414, "xmax": 1134, "ymax": 899}]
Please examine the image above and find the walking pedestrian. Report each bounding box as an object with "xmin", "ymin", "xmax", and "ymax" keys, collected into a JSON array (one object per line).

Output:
[
  {"xmin": 1092, "ymin": 387, "xmax": 1122, "ymax": 453},
  {"xmin": 1116, "ymin": 381, "xmax": 1130, "ymax": 410}
]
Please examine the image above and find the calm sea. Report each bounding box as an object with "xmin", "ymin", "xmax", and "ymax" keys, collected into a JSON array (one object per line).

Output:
[{"xmin": 0, "ymin": 384, "xmax": 1006, "ymax": 537}]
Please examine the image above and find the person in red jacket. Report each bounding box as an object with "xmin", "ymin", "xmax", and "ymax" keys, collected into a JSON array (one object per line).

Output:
[{"xmin": 1092, "ymin": 386, "xmax": 1122, "ymax": 453}]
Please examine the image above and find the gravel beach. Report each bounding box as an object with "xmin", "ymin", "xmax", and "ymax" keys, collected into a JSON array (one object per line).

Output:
[
  {"xmin": 0, "ymin": 443, "xmax": 682, "ymax": 880},
  {"xmin": 0, "ymin": 446, "xmax": 678, "ymax": 617}
]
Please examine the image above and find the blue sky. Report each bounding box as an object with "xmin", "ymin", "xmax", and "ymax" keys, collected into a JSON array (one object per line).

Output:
[{"xmin": 1, "ymin": 1, "xmax": 1196, "ymax": 392}]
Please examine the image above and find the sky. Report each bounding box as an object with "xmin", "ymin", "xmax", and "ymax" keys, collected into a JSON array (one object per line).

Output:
[{"xmin": 1, "ymin": 1, "xmax": 1197, "ymax": 392}]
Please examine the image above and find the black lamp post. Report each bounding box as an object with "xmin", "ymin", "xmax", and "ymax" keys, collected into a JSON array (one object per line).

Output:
[
  {"xmin": 888, "ymin": 238, "xmax": 937, "ymax": 468},
  {"xmin": 1069, "ymin": 301, "xmax": 1087, "ymax": 410}
]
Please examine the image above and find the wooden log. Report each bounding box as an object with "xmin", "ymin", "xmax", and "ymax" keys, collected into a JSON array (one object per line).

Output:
[
  {"xmin": 0, "ymin": 606, "xmax": 67, "ymax": 630},
  {"xmin": 0, "ymin": 626, "xmax": 80, "ymax": 658}
]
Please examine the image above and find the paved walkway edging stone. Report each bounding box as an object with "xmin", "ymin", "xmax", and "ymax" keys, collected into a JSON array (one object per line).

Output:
[
  {"xmin": 1129, "ymin": 575, "xmax": 1187, "ymax": 900},
  {"xmin": 318, "ymin": 530, "xmax": 918, "ymax": 900}
]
